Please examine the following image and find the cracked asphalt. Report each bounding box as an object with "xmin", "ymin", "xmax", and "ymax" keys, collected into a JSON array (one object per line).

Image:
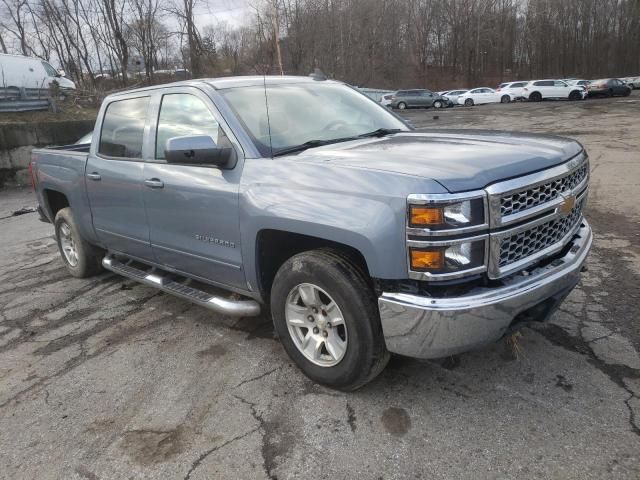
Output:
[{"xmin": 1, "ymin": 94, "xmax": 640, "ymax": 479}]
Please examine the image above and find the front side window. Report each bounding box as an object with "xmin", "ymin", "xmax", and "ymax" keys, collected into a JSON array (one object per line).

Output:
[
  {"xmin": 219, "ymin": 82, "xmax": 408, "ymax": 157},
  {"xmin": 99, "ymin": 97, "xmax": 149, "ymax": 158},
  {"xmin": 41, "ymin": 61, "xmax": 58, "ymax": 77},
  {"xmin": 155, "ymin": 94, "xmax": 221, "ymax": 159},
  {"xmin": 511, "ymin": 82, "xmax": 525, "ymax": 88}
]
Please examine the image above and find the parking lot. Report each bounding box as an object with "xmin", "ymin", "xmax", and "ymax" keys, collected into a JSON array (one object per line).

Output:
[{"xmin": 1, "ymin": 93, "xmax": 639, "ymax": 480}]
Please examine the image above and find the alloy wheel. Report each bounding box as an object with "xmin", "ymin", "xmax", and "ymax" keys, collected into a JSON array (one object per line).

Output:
[
  {"xmin": 59, "ymin": 222, "xmax": 79, "ymax": 267},
  {"xmin": 285, "ymin": 283, "xmax": 348, "ymax": 367}
]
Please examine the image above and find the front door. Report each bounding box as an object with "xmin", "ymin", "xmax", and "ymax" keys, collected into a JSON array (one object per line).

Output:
[
  {"xmin": 85, "ymin": 95, "xmax": 154, "ymax": 260},
  {"xmin": 142, "ymin": 91, "xmax": 245, "ymax": 289}
]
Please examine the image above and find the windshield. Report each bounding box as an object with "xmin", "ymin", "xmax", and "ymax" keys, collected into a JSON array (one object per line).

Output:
[{"xmin": 219, "ymin": 82, "xmax": 408, "ymax": 157}]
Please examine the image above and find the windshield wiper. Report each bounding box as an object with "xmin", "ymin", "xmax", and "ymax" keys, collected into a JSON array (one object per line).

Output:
[
  {"xmin": 272, "ymin": 137, "xmax": 358, "ymax": 157},
  {"xmin": 357, "ymin": 128, "xmax": 403, "ymax": 138},
  {"xmin": 272, "ymin": 128, "xmax": 403, "ymax": 157}
]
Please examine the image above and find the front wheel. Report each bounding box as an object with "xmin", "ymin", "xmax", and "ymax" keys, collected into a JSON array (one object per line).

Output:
[
  {"xmin": 270, "ymin": 249, "xmax": 390, "ymax": 390},
  {"xmin": 54, "ymin": 207, "xmax": 103, "ymax": 278},
  {"xmin": 433, "ymin": 100, "xmax": 443, "ymax": 108},
  {"xmin": 568, "ymin": 90, "xmax": 582, "ymax": 101}
]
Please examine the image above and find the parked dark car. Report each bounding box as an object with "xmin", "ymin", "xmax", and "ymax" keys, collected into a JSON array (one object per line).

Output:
[
  {"xmin": 390, "ymin": 89, "xmax": 449, "ymax": 109},
  {"xmin": 587, "ymin": 78, "xmax": 631, "ymax": 97}
]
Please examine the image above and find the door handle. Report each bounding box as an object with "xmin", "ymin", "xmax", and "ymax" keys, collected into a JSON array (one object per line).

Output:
[
  {"xmin": 143, "ymin": 178, "xmax": 164, "ymax": 189},
  {"xmin": 86, "ymin": 172, "xmax": 101, "ymax": 181}
]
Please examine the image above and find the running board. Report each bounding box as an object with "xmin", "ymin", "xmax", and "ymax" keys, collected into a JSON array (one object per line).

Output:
[{"xmin": 102, "ymin": 255, "xmax": 261, "ymax": 317}]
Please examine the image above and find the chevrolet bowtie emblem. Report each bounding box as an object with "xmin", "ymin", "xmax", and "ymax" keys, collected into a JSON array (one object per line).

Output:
[{"xmin": 558, "ymin": 194, "xmax": 576, "ymax": 216}]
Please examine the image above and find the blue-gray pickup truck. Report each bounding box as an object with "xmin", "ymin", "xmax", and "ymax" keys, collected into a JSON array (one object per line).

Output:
[{"xmin": 31, "ymin": 76, "xmax": 592, "ymax": 390}]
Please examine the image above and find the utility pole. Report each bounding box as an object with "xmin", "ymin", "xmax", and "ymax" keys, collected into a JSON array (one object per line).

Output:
[{"xmin": 272, "ymin": 2, "xmax": 284, "ymax": 75}]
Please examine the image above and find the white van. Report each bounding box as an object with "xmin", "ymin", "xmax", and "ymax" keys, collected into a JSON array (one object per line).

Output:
[{"xmin": 0, "ymin": 53, "xmax": 76, "ymax": 90}]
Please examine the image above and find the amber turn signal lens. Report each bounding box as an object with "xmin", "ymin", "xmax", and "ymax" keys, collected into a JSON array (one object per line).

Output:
[
  {"xmin": 410, "ymin": 206, "xmax": 444, "ymax": 226},
  {"xmin": 410, "ymin": 249, "xmax": 444, "ymax": 270}
]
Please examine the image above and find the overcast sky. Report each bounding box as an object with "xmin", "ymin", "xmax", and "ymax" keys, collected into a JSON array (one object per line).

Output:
[{"xmin": 192, "ymin": 0, "xmax": 251, "ymax": 28}]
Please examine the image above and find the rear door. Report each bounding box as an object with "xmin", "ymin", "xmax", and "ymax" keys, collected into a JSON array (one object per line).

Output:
[
  {"xmin": 142, "ymin": 87, "xmax": 246, "ymax": 289},
  {"xmin": 85, "ymin": 95, "xmax": 154, "ymax": 260}
]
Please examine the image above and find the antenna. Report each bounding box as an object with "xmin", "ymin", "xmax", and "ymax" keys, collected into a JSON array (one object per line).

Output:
[{"xmin": 263, "ymin": 74, "xmax": 273, "ymax": 158}]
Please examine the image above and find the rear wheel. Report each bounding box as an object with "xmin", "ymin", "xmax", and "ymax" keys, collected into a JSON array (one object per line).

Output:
[
  {"xmin": 606, "ymin": 89, "xmax": 613, "ymax": 98},
  {"xmin": 500, "ymin": 95, "xmax": 510, "ymax": 103},
  {"xmin": 54, "ymin": 207, "xmax": 103, "ymax": 278},
  {"xmin": 464, "ymin": 98, "xmax": 474, "ymax": 107},
  {"xmin": 529, "ymin": 92, "xmax": 542, "ymax": 102},
  {"xmin": 270, "ymin": 249, "xmax": 390, "ymax": 390},
  {"xmin": 397, "ymin": 102, "xmax": 407, "ymax": 110}
]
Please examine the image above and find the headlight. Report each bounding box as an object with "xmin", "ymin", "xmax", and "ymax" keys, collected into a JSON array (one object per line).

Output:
[
  {"xmin": 409, "ymin": 240, "xmax": 485, "ymax": 275},
  {"xmin": 407, "ymin": 192, "xmax": 488, "ymax": 280},
  {"xmin": 408, "ymin": 197, "xmax": 485, "ymax": 230}
]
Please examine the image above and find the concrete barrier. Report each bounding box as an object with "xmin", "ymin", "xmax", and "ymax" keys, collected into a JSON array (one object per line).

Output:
[{"xmin": 0, "ymin": 119, "xmax": 94, "ymax": 187}]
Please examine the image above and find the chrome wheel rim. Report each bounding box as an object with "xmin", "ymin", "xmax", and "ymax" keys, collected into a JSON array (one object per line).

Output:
[
  {"xmin": 285, "ymin": 283, "xmax": 348, "ymax": 367},
  {"xmin": 59, "ymin": 222, "xmax": 79, "ymax": 267}
]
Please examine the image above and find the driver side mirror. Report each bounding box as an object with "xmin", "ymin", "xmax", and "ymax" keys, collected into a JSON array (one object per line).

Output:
[{"xmin": 165, "ymin": 135, "xmax": 235, "ymax": 168}]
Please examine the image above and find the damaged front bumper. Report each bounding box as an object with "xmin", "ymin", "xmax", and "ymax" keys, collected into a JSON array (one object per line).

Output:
[{"xmin": 378, "ymin": 221, "xmax": 592, "ymax": 359}]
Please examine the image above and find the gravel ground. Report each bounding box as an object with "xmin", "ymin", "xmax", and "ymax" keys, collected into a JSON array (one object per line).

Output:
[{"xmin": 1, "ymin": 93, "xmax": 639, "ymax": 480}]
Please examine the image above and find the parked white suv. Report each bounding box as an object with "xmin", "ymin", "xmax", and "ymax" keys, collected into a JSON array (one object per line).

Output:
[
  {"xmin": 522, "ymin": 80, "xmax": 586, "ymax": 101},
  {"xmin": 497, "ymin": 81, "xmax": 528, "ymax": 100}
]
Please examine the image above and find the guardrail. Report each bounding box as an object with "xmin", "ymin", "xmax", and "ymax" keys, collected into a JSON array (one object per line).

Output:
[{"xmin": 0, "ymin": 87, "xmax": 50, "ymax": 112}]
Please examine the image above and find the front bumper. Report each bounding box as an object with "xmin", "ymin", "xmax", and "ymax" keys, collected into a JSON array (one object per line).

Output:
[{"xmin": 378, "ymin": 221, "xmax": 592, "ymax": 359}]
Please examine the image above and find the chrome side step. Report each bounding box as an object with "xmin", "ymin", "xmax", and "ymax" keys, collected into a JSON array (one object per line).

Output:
[{"xmin": 102, "ymin": 255, "xmax": 261, "ymax": 317}]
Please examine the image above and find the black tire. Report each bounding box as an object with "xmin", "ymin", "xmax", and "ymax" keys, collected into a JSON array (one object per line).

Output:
[
  {"xmin": 397, "ymin": 102, "xmax": 407, "ymax": 110},
  {"xmin": 606, "ymin": 89, "xmax": 613, "ymax": 98},
  {"xmin": 433, "ymin": 100, "xmax": 443, "ymax": 108},
  {"xmin": 529, "ymin": 92, "xmax": 542, "ymax": 102},
  {"xmin": 54, "ymin": 207, "xmax": 103, "ymax": 278},
  {"xmin": 624, "ymin": 88, "xmax": 631, "ymax": 96},
  {"xmin": 464, "ymin": 98, "xmax": 474, "ymax": 107},
  {"xmin": 569, "ymin": 90, "xmax": 582, "ymax": 101},
  {"xmin": 500, "ymin": 95, "xmax": 510, "ymax": 103},
  {"xmin": 270, "ymin": 249, "xmax": 390, "ymax": 391}
]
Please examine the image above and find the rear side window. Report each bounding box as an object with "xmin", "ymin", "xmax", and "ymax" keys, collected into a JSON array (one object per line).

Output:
[
  {"xmin": 99, "ymin": 97, "xmax": 149, "ymax": 158},
  {"xmin": 155, "ymin": 94, "xmax": 220, "ymax": 159}
]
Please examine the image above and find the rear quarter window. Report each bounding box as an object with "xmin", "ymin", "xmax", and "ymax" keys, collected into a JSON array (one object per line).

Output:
[{"xmin": 99, "ymin": 97, "xmax": 150, "ymax": 159}]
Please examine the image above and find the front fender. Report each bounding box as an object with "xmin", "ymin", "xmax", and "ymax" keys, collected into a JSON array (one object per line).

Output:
[{"xmin": 239, "ymin": 158, "xmax": 449, "ymax": 296}]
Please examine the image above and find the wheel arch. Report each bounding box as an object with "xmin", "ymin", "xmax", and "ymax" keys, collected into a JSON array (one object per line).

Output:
[
  {"xmin": 255, "ymin": 229, "xmax": 372, "ymax": 301},
  {"xmin": 43, "ymin": 188, "xmax": 70, "ymax": 220}
]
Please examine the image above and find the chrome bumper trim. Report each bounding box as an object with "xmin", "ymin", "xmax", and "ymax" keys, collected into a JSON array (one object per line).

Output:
[{"xmin": 379, "ymin": 221, "xmax": 592, "ymax": 359}]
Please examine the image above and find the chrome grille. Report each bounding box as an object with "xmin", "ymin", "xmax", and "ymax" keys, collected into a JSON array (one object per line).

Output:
[
  {"xmin": 499, "ymin": 198, "xmax": 584, "ymax": 267},
  {"xmin": 501, "ymin": 162, "xmax": 588, "ymax": 217}
]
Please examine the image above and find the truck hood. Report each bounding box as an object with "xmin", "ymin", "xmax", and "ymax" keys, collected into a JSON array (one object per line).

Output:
[{"xmin": 295, "ymin": 130, "xmax": 583, "ymax": 192}]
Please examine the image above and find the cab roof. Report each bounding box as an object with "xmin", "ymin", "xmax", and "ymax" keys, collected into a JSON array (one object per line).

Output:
[{"xmin": 107, "ymin": 75, "xmax": 340, "ymax": 98}]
